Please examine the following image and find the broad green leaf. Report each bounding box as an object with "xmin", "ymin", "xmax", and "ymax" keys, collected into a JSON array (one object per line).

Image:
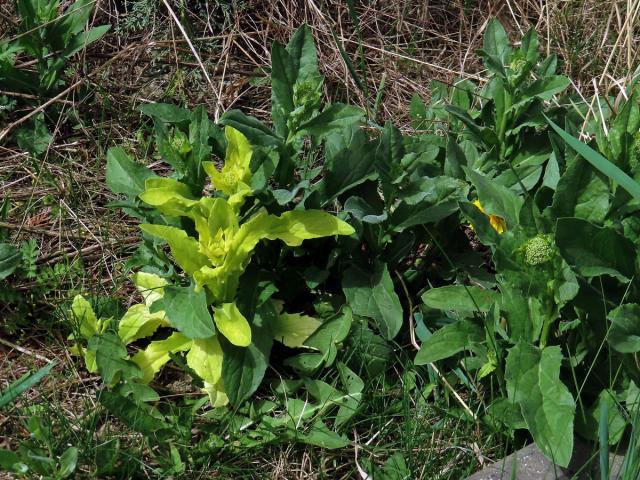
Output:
[
  {"xmin": 0, "ymin": 448, "xmax": 26, "ymax": 474},
  {"xmin": 346, "ymin": 321, "xmax": 392, "ymax": 376},
  {"xmin": 272, "ymin": 180, "xmax": 310, "ymax": 205},
  {"xmin": 244, "ymin": 209, "xmax": 354, "ymax": 248},
  {"xmin": 551, "ymin": 157, "xmax": 610, "ymax": 223},
  {"xmin": 335, "ymin": 362, "xmax": 364, "ymax": 427},
  {"xmin": 271, "ymin": 41, "xmax": 296, "ymax": 136},
  {"xmin": 343, "ymin": 263, "xmax": 403, "ymax": 340},
  {"xmin": 363, "ymin": 452, "xmax": 411, "ymax": 480},
  {"xmin": 490, "ymin": 76, "xmax": 509, "ymax": 136},
  {"xmin": 444, "ymin": 136, "xmax": 465, "ymax": 179},
  {"xmin": 270, "ymin": 25, "xmax": 321, "ymax": 136},
  {"xmin": 542, "ymin": 152, "xmax": 560, "ymax": 190},
  {"xmin": 116, "ymin": 381, "xmax": 159, "ymax": 403},
  {"xmin": 140, "ymin": 224, "xmax": 209, "ymax": 275},
  {"xmin": 555, "ymin": 217, "xmax": 636, "ymax": 280},
  {"xmin": 505, "ymin": 343, "xmax": 575, "ymax": 467},
  {"xmin": 576, "ymin": 389, "xmax": 627, "ymax": 445},
  {"xmin": 390, "ymin": 176, "xmax": 469, "ymax": 230},
  {"xmin": 319, "ymin": 127, "xmax": 377, "ymax": 203},
  {"xmin": 203, "ymin": 126, "xmax": 253, "ymax": 204},
  {"xmin": 493, "ymin": 148, "xmax": 548, "ymax": 191},
  {"xmin": 0, "ymin": 243, "xmax": 21, "ymax": 280},
  {"xmin": 607, "ymin": 304, "xmax": 640, "ymax": 353},
  {"xmin": 0, "ymin": 362, "xmax": 55, "ymax": 409},
  {"xmin": 131, "ymin": 332, "xmax": 192, "ymax": 383},
  {"xmin": 451, "ymin": 79, "xmax": 475, "ymax": 111},
  {"xmin": 187, "ymin": 105, "xmax": 213, "ymax": 176},
  {"xmin": 106, "ymin": 147, "xmax": 155, "ymax": 197},
  {"xmin": 538, "ymin": 54, "xmax": 558, "ymax": 77},
  {"xmin": 343, "ymin": 196, "xmax": 387, "ymax": 224},
  {"xmin": 220, "ymin": 109, "xmax": 282, "ymax": 147},
  {"xmin": 285, "ymin": 307, "xmax": 353, "ymax": 375},
  {"xmin": 546, "ymin": 116, "xmax": 640, "ymax": 201},
  {"xmin": 213, "ymin": 302, "xmax": 251, "ymax": 347},
  {"xmin": 289, "ymin": 378, "xmax": 354, "ymax": 419},
  {"xmin": 57, "ymin": 0, "xmax": 97, "ymax": 35},
  {"xmin": 100, "ymin": 391, "xmax": 170, "ymax": 438},
  {"xmin": 132, "ymin": 271, "xmax": 168, "ymax": 307},
  {"xmin": 376, "ymin": 121, "xmax": 404, "ymax": 195},
  {"xmin": 186, "ymin": 336, "xmax": 228, "ymax": 407},
  {"xmin": 138, "ymin": 177, "xmax": 197, "ymax": 217},
  {"xmin": 88, "ymin": 333, "xmax": 142, "ymax": 385},
  {"xmin": 414, "ymin": 320, "xmax": 483, "ymax": 365},
  {"xmin": 285, "ymin": 24, "xmax": 319, "ymax": 81},
  {"xmin": 64, "ymin": 23, "xmax": 110, "ymax": 56},
  {"xmin": 71, "ymin": 295, "xmax": 99, "ymax": 338},
  {"xmin": 58, "ymin": 446, "xmax": 78, "ymax": 478},
  {"xmin": 465, "ymin": 168, "xmax": 523, "ymax": 227},
  {"xmin": 163, "ymin": 285, "xmax": 216, "ymax": 339},
  {"xmin": 500, "ymin": 283, "xmax": 544, "ymax": 343},
  {"xmin": 486, "ymin": 397, "xmax": 526, "ymax": 430},
  {"xmin": 139, "ymin": 103, "xmax": 191, "ymax": 124},
  {"xmin": 221, "ymin": 301, "xmax": 274, "ymax": 406},
  {"xmin": 296, "ymin": 420, "xmax": 349, "ymax": 449},
  {"xmin": 297, "ymin": 103, "xmax": 365, "ymax": 140},
  {"xmin": 520, "ymin": 76, "xmax": 569, "ymax": 102},
  {"xmin": 609, "ymin": 92, "xmax": 640, "ymax": 167},
  {"xmin": 303, "ymin": 307, "xmax": 352, "ymax": 355},
  {"xmin": 483, "ymin": 19, "xmax": 510, "ymax": 61},
  {"xmin": 118, "ymin": 304, "xmax": 168, "ymax": 345},
  {"xmin": 271, "ymin": 309, "xmax": 322, "ymax": 348},
  {"xmin": 422, "ymin": 285, "xmax": 498, "ymax": 313},
  {"xmin": 446, "ymin": 105, "xmax": 498, "ymax": 147},
  {"xmin": 520, "ymin": 27, "xmax": 539, "ymax": 64},
  {"xmin": 410, "ymin": 95, "xmax": 428, "ymax": 130}
]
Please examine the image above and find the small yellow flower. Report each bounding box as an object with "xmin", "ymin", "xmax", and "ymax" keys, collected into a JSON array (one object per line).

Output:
[{"xmin": 472, "ymin": 200, "xmax": 506, "ymax": 234}]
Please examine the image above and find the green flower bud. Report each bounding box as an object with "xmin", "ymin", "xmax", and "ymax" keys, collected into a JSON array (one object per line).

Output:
[
  {"xmin": 524, "ymin": 234, "xmax": 555, "ymax": 266},
  {"xmin": 170, "ymin": 129, "xmax": 191, "ymax": 155},
  {"xmin": 509, "ymin": 58, "xmax": 527, "ymax": 76},
  {"xmin": 293, "ymin": 79, "xmax": 322, "ymax": 107}
]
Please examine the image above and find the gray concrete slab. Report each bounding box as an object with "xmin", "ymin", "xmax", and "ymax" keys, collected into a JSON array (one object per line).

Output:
[
  {"xmin": 466, "ymin": 444, "xmax": 569, "ymax": 480},
  {"xmin": 466, "ymin": 442, "xmax": 625, "ymax": 480}
]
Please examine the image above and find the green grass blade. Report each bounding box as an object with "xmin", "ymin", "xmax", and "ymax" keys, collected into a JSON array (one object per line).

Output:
[
  {"xmin": 598, "ymin": 399, "xmax": 609, "ymax": 480},
  {"xmin": 0, "ymin": 361, "xmax": 56, "ymax": 409},
  {"xmin": 329, "ymin": 26, "xmax": 365, "ymax": 93},
  {"xmin": 545, "ymin": 115, "xmax": 640, "ymax": 201},
  {"xmin": 373, "ymin": 73, "xmax": 387, "ymax": 121}
]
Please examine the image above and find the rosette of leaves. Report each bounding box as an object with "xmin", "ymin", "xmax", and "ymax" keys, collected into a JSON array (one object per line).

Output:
[{"xmin": 86, "ymin": 126, "xmax": 354, "ymax": 407}]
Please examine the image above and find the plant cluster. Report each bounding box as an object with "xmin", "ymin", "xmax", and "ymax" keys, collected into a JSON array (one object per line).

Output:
[
  {"xmin": 0, "ymin": 0, "xmax": 109, "ymax": 152},
  {"xmin": 3, "ymin": 17, "xmax": 640, "ymax": 479},
  {"xmin": 0, "ymin": 234, "xmax": 79, "ymax": 334}
]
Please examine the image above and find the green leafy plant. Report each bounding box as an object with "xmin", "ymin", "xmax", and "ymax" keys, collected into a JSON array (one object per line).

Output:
[
  {"xmin": 0, "ymin": 0, "xmax": 109, "ymax": 151},
  {"xmin": 83, "ymin": 124, "xmax": 354, "ymax": 408},
  {"xmin": 412, "ymin": 19, "xmax": 640, "ymax": 468},
  {"xmin": 0, "ymin": 238, "xmax": 80, "ymax": 334}
]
